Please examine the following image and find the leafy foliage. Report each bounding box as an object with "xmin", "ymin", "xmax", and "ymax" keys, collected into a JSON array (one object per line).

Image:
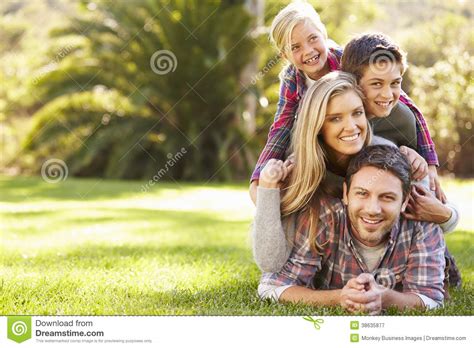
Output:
[
  {"xmin": 19, "ymin": 0, "xmax": 256, "ymax": 180},
  {"xmin": 401, "ymin": 13, "xmax": 474, "ymax": 176}
]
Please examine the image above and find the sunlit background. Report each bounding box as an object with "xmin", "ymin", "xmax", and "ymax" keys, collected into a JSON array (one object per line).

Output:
[{"xmin": 0, "ymin": 0, "xmax": 472, "ymax": 315}]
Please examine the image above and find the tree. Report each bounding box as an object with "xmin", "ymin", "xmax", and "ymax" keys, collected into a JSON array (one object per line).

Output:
[{"xmin": 20, "ymin": 0, "xmax": 256, "ymax": 180}]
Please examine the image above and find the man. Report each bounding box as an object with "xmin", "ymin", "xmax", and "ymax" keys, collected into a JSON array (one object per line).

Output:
[{"xmin": 255, "ymin": 146, "xmax": 446, "ymax": 314}]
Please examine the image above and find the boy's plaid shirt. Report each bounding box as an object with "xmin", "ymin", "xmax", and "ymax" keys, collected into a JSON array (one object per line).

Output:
[
  {"xmin": 250, "ymin": 47, "xmax": 438, "ymax": 182},
  {"xmin": 260, "ymin": 196, "xmax": 446, "ymax": 303}
]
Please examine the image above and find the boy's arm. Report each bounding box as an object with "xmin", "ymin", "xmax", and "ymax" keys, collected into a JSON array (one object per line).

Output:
[
  {"xmin": 399, "ymin": 91, "xmax": 438, "ymax": 166},
  {"xmin": 399, "ymin": 92, "xmax": 445, "ymax": 201}
]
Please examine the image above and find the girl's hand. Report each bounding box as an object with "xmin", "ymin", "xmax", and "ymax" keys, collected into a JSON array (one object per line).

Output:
[
  {"xmin": 259, "ymin": 158, "xmax": 295, "ymax": 189},
  {"xmin": 403, "ymin": 184, "xmax": 452, "ymax": 224},
  {"xmin": 399, "ymin": 146, "xmax": 428, "ymax": 181}
]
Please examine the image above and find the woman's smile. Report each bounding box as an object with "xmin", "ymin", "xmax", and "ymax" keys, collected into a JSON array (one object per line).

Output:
[{"xmin": 321, "ymin": 90, "xmax": 368, "ymax": 158}]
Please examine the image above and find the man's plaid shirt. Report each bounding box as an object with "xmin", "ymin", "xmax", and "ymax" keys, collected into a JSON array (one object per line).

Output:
[{"xmin": 260, "ymin": 196, "xmax": 446, "ymax": 303}]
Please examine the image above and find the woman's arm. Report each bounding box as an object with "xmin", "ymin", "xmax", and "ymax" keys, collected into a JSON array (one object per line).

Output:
[
  {"xmin": 252, "ymin": 186, "xmax": 293, "ymax": 272},
  {"xmin": 251, "ymin": 159, "xmax": 295, "ymax": 272}
]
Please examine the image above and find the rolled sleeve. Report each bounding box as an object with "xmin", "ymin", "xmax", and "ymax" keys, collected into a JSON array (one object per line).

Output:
[
  {"xmin": 257, "ymin": 283, "xmax": 295, "ymax": 301},
  {"xmin": 413, "ymin": 293, "xmax": 443, "ymax": 310}
]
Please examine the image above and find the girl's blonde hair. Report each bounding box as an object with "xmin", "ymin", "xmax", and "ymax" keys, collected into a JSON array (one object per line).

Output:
[
  {"xmin": 270, "ymin": 1, "xmax": 327, "ymax": 59},
  {"xmin": 281, "ymin": 71, "xmax": 372, "ymax": 217}
]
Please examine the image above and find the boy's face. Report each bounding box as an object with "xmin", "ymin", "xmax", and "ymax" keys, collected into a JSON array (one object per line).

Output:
[
  {"xmin": 358, "ymin": 62, "xmax": 403, "ymax": 118},
  {"xmin": 286, "ymin": 21, "xmax": 328, "ymax": 80},
  {"xmin": 343, "ymin": 166, "xmax": 408, "ymax": 247}
]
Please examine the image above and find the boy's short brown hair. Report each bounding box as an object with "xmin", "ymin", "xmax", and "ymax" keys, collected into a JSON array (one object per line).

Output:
[{"xmin": 341, "ymin": 33, "xmax": 408, "ymax": 81}]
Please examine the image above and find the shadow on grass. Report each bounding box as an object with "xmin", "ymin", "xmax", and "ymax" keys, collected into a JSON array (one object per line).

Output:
[
  {"xmin": 0, "ymin": 176, "xmax": 153, "ymax": 202},
  {"xmin": 55, "ymin": 243, "xmax": 251, "ymax": 267},
  {"xmin": 2, "ymin": 208, "xmax": 251, "ymax": 238},
  {"xmin": 0, "ymin": 176, "xmax": 248, "ymax": 202}
]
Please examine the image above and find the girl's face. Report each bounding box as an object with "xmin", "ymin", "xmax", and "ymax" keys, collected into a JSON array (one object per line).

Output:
[
  {"xmin": 320, "ymin": 90, "xmax": 367, "ymax": 159},
  {"xmin": 287, "ymin": 21, "xmax": 328, "ymax": 80}
]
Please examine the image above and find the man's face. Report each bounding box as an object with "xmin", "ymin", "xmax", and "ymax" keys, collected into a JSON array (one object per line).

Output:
[
  {"xmin": 343, "ymin": 166, "xmax": 408, "ymax": 247},
  {"xmin": 358, "ymin": 61, "xmax": 403, "ymax": 117}
]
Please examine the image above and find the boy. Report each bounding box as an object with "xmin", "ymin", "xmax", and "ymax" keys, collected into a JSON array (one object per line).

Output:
[{"xmin": 341, "ymin": 33, "xmax": 444, "ymax": 200}]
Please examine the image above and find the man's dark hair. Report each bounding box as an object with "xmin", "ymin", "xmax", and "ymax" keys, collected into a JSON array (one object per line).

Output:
[
  {"xmin": 345, "ymin": 145, "xmax": 412, "ymax": 199},
  {"xmin": 341, "ymin": 32, "xmax": 407, "ymax": 82}
]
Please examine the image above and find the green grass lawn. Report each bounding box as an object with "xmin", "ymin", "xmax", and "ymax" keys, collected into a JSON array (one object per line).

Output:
[{"xmin": 0, "ymin": 176, "xmax": 472, "ymax": 315}]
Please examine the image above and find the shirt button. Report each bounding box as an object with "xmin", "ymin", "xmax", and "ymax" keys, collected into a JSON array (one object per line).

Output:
[{"xmin": 395, "ymin": 275, "xmax": 401, "ymax": 280}]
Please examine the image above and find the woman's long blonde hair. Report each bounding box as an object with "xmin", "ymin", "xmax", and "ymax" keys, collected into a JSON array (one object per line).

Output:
[{"xmin": 281, "ymin": 71, "xmax": 372, "ymax": 218}]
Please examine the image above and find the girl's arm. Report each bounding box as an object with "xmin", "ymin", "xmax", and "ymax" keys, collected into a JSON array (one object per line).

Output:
[{"xmin": 250, "ymin": 66, "xmax": 301, "ymax": 184}]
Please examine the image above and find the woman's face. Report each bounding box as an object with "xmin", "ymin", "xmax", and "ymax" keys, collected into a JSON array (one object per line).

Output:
[{"xmin": 320, "ymin": 90, "xmax": 367, "ymax": 158}]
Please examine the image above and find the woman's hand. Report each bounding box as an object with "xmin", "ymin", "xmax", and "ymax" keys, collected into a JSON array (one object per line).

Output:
[
  {"xmin": 259, "ymin": 158, "xmax": 295, "ymax": 189},
  {"xmin": 403, "ymin": 184, "xmax": 452, "ymax": 224},
  {"xmin": 399, "ymin": 146, "xmax": 428, "ymax": 181}
]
